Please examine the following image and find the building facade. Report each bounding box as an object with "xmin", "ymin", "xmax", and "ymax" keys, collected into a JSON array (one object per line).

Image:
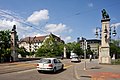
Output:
[
  {"xmin": 79, "ymin": 39, "xmax": 101, "ymax": 58},
  {"xmin": 19, "ymin": 33, "xmax": 64, "ymax": 52}
]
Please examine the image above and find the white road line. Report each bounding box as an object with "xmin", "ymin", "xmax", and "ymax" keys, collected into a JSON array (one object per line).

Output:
[
  {"xmin": 16, "ymin": 69, "xmax": 36, "ymax": 74},
  {"xmin": 74, "ymin": 66, "xmax": 80, "ymax": 80},
  {"xmin": 0, "ymin": 69, "xmax": 36, "ymax": 75}
]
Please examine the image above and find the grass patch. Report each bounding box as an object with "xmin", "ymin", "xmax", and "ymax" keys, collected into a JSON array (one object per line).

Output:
[{"xmin": 111, "ymin": 59, "xmax": 120, "ymax": 65}]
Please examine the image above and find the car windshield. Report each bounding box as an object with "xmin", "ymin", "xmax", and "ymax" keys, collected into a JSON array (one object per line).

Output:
[{"xmin": 39, "ymin": 59, "xmax": 51, "ymax": 63}]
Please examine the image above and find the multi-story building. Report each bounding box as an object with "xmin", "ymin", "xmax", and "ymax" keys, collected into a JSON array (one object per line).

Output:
[
  {"xmin": 79, "ymin": 39, "xmax": 101, "ymax": 58},
  {"xmin": 19, "ymin": 33, "xmax": 64, "ymax": 52}
]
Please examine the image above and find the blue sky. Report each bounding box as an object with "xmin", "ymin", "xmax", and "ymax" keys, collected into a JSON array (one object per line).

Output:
[{"xmin": 0, "ymin": 0, "xmax": 120, "ymax": 43}]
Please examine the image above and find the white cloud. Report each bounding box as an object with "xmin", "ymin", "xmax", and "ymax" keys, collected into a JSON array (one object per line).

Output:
[
  {"xmin": 111, "ymin": 23, "xmax": 120, "ymax": 27},
  {"xmin": 0, "ymin": 19, "xmax": 18, "ymax": 30},
  {"xmin": 45, "ymin": 23, "xmax": 67, "ymax": 33},
  {"xmin": 88, "ymin": 3, "xmax": 93, "ymax": 7},
  {"xmin": 45, "ymin": 23, "xmax": 72, "ymax": 35},
  {"xmin": 64, "ymin": 36, "xmax": 72, "ymax": 43},
  {"xmin": 0, "ymin": 19, "xmax": 34, "ymax": 38},
  {"xmin": 0, "ymin": 9, "xmax": 73, "ymax": 43},
  {"xmin": 27, "ymin": 9, "xmax": 49, "ymax": 25}
]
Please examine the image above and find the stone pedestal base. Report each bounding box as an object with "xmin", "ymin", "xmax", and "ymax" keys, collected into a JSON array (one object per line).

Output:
[
  {"xmin": 99, "ymin": 56, "xmax": 111, "ymax": 64},
  {"xmin": 11, "ymin": 51, "xmax": 18, "ymax": 62},
  {"xmin": 99, "ymin": 47, "xmax": 111, "ymax": 64}
]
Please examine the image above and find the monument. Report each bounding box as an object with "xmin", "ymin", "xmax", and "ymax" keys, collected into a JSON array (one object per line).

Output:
[
  {"xmin": 99, "ymin": 9, "xmax": 111, "ymax": 64},
  {"xmin": 11, "ymin": 25, "xmax": 18, "ymax": 61},
  {"xmin": 64, "ymin": 46, "xmax": 67, "ymax": 58}
]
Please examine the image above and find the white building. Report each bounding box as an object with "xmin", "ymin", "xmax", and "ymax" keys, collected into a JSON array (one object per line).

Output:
[
  {"xmin": 19, "ymin": 35, "xmax": 47, "ymax": 52},
  {"xmin": 19, "ymin": 33, "xmax": 64, "ymax": 52}
]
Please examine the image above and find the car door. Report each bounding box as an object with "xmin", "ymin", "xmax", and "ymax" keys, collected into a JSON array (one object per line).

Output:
[
  {"xmin": 56, "ymin": 59, "xmax": 62, "ymax": 70},
  {"xmin": 53, "ymin": 59, "xmax": 59, "ymax": 70},
  {"xmin": 57, "ymin": 59, "xmax": 63, "ymax": 69}
]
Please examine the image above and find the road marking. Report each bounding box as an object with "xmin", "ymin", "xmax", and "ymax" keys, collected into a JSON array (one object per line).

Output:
[
  {"xmin": 64, "ymin": 65, "xmax": 72, "ymax": 69},
  {"xmin": 16, "ymin": 63, "xmax": 36, "ymax": 66},
  {"xmin": 16, "ymin": 69, "xmax": 36, "ymax": 74},
  {"xmin": 74, "ymin": 66, "xmax": 80, "ymax": 80},
  {"xmin": 17, "ymin": 64, "xmax": 72, "ymax": 74}
]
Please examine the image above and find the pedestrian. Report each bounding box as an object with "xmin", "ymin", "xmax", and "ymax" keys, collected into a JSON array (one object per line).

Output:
[
  {"xmin": 61, "ymin": 55, "xmax": 63, "ymax": 60},
  {"xmin": 89, "ymin": 54, "xmax": 92, "ymax": 62}
]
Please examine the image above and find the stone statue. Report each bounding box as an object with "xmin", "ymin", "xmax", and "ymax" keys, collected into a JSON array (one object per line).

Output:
[
  {"xmin": 12, "ymin": 25, "xmax": 16, "ymax": 31},
  {"xmin": 102, "ymin": 9, "xmax": 109, "ymax": 19}
]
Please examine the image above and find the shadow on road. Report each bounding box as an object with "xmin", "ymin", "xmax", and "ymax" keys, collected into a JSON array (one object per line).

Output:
[{"xmin": 38, "ymin": 69, "xmax": 66, "ymax": 74}]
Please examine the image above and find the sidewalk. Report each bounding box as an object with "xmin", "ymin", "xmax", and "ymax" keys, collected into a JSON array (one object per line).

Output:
[{"xmin": 75, "ymin": 59, "xmax": 120, "ymax": 80}]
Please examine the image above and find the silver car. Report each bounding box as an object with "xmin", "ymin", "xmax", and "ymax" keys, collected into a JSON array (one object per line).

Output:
[
  {"xmin": 37, "ymin": 58, "xmax": 64, "ymax": 73},
  {"xmin": 71, "ymin": 56, "xmax": 81, "ymax": 62}
]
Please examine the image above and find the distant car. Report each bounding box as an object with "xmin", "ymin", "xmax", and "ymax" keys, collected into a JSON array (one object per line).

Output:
[
  {"xmin": 37, "ymin": 58, "xmax": 64, "ymax": 73},
  {"xmin": 71, "ymin": 56, "xmax": 81, "ymax": 62}
]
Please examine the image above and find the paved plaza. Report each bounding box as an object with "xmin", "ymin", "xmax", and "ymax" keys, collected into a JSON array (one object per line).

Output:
[{"xmin": 75, "ymin": 59, "xmax": 120, "ymax": 80}]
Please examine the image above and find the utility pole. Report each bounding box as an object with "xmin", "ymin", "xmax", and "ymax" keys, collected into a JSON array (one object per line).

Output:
[{"xmin": 82, "ymin": 37, "xmax": 87, "ymax": 70}]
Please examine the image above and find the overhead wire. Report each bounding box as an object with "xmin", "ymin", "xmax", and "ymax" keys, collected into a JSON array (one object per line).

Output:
[
  {"xmin": 0, "ymin": 1, "xmax": 120, "ymax": 35},
  {"xmin": 0, "ymin": 9, "xmax": 48, "ymax": 34}
]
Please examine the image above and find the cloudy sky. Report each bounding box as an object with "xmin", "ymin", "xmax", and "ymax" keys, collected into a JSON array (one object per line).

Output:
[{"xmin": 0, "ymin": 0, "xmax": 120, "ymax": 43}]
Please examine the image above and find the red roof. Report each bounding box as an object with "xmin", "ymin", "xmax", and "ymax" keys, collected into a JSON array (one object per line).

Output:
[{"xmin": 19, "ymin": 36, "xmax": 47, "ymax": 43}]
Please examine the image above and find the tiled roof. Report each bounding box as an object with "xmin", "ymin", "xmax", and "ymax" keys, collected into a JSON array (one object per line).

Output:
[
  {"xmin": 19, "ymin": 36, "xmax": 47, "ymax": 43},
  {"xmin": 19, "ymin": 33, "xmax": 64, "ymax": 44}
]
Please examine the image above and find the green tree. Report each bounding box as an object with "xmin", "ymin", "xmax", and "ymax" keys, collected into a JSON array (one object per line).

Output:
[
  {"xmin": 17, "ymin": 47, "xmax": 29, "ymax": 57},
  {"xmin": 110, "ymin": 40, "xmax": 120, "ymax": 59},
  {"xmin": 65, "ymin": 42, "xmax": 83, "ymax": 57},
  {"xmin": 73, "ymin": 42, "xmax": 84, "ymax": 56},
  {"xmin": 0, "ymin": 30, "xmax": 11, "ymax": 62},
  {"xmin": 36, "ymin": 34, "xmax": 64, "ymax": 57}
]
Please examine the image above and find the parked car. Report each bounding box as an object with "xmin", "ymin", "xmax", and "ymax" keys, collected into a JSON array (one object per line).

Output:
[
  {"xmin": 37, "ymin": 58, "xmax": 64, "ymax": 73},
  {"xmin": 71, "ymin": 56, "xmax": 81, "ymax": 62}
]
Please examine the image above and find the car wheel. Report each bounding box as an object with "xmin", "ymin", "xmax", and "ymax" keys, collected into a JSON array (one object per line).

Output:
[
  {"xmin": 61, "ymin": 65, "xmax": 64, "ymax": 70},
  {"xmin": 53, "ymin": 67, "xmax": 56, "ymax": 73},
  {"xmin": 37, "ymin": 70, "xmax": 41, "ymax": 73}
]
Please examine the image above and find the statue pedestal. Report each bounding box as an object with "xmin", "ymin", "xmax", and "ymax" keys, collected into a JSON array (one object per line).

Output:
[
  {"xmin": 99, "ymin": 18, "xmax": 111, "ymax": 64},
  {"xmin": 99, "ymin": 47, "xmax": 111, "ymax": 64}
]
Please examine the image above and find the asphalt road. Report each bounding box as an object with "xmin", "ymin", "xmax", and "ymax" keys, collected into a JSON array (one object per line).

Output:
[{"xmin": 0, "ymin": 59, "xmax": 79, "ymax": 80}]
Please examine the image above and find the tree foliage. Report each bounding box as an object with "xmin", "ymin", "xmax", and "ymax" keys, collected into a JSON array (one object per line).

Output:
[
  {"xmin": 0, "ymin": 30, "xmax": 11, "ymax": 62},
  {"xmin": 36, "ymin": 34, "xmax": 64, "ymax": 57},
  {"xmin": 17, "ymin": 47, "xmax": 29, "ymax": 57},
  {"xmin": 65, "ymin": 42, "xmax": 83, "ymax": 57},
  {"xmin": 110, "ymin": 40, "xmax": 120, "ymax": 58}
]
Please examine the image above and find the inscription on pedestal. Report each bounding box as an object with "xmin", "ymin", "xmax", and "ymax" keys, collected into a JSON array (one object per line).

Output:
[{"xmin": 101, "ymin": 47, "xmax": 109, "ymax": 56}]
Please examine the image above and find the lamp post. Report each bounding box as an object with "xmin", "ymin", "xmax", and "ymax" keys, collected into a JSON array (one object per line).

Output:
[
  {"xmin": 81, "ymin": 37, "xmax": 87, "ymax": 70},
  {"xmin": 95, "ymin": 26, "xmax": 117, "ymax": 41}
]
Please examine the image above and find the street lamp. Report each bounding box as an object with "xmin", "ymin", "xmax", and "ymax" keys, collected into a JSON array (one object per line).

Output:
[
  {"xmin": 95, "ymin": 26, "xmax": 117, "ymax": 40},
  {"xmin": 111, "ymin": 26, "xmax": 117, "ymax": 37},
  {"xmin": 95, "ymin": 27, "xmax": 102, "ymax": 39}
]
